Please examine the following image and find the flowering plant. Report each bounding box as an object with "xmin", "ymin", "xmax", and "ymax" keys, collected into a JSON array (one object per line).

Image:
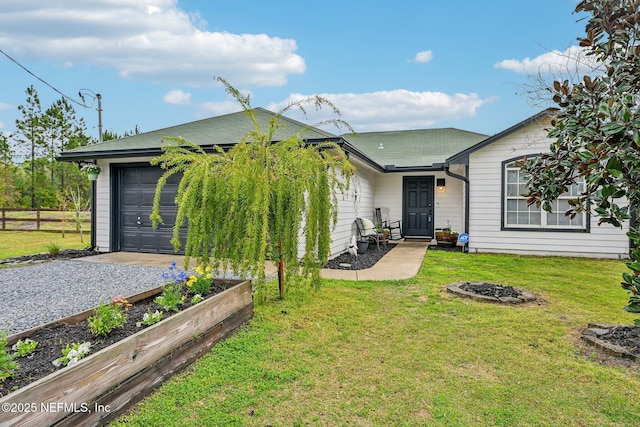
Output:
[
  {"xmin": 191, "ymin": 294, "xmax": 204, "ymax": 304},
  {"xmin": 12, "ymin": 338, "xmax": 38, "ymax": 358},
  {"xmin": 81, "ymin": 164, "xmax": 101, "ymax": 174},
  {"xmin": 52, "ymin": 342, "xmax": 91, "ymax": 367},
  {"xmin": 186, "ymin": 265, "xmax": 212, "ymax": 295},
  {"xmin": 155, "ymin": 261, "xmax": 189, "ymax": 311},
  {"xmin": 136, "ymin": 310, "xmax": 163, "ymax": 327},
  {"xmin": 161, "ymin": 261, "xmax": 188, "ymax": 285}
]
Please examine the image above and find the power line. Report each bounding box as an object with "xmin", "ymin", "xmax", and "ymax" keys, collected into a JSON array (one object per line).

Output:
[{"xmin": 0, "ymin": 48, "xmax": 86, "ymax": 108}]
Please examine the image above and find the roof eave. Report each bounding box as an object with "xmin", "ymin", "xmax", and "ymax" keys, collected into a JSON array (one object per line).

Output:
[{"xmin": 57, "ymin": 137, "xmax": 346, "ymax": 162}]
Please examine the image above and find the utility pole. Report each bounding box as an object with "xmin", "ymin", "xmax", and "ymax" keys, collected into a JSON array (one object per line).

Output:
[{"xmin": 96, "ymin": 93, "xmax": 103, "ymax": 143}]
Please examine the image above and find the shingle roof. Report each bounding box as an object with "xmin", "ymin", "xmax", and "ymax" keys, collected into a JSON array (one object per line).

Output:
[
  {"xmin": 59, "ymin": 106, "xmax": 499, "ymax": 170},
  {"xmin": 59, "ymin": 107, "xmax": 337, "ymax": 160},
  {"xmin": 341, "ymin": 128, "xmax": 488, "ymax": 169}
]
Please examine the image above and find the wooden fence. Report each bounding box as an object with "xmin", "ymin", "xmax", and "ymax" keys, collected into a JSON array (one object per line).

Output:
[{"xmin": 0, "ymin": 208, "xmax": 91, "ymax": 233}]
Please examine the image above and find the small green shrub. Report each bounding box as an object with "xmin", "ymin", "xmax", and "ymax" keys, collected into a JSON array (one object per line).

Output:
[
  {"xmin": 0, "ymin": 330, "xmax": 19, "ymax": 383},
  {"xmin": 12, "ymin": 338, "xmax": 38, "ymax": 357},
  {"xmin": 47, "ymin": 242, "xmax": 61, "ymax": 256},
  {"xmin": 154, "ymin": 283, "xmax": 184, "ymax": 312},
  {"xmin": 87, "ymin": 298, "xmax": 128, "ymax": 337}
]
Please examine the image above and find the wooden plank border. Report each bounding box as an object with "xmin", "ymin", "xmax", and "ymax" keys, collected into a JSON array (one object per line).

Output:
[{"xmin": 0, "ymin": 280, "xmax": 252, "ymax": 427}]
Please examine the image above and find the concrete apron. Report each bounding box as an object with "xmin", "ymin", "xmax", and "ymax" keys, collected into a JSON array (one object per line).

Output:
[{"xmin": 79, "ymin": 241, "xmax": 428, "ymax": 281}]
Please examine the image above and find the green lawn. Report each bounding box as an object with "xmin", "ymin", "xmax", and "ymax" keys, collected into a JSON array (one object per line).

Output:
[
  {"xmin": 0, "ymin": 231, "xmax": 88, "ymax": 259},
  {"xmin": 113, "ymin": 251, "xmax": 640, "ymax": 426}
]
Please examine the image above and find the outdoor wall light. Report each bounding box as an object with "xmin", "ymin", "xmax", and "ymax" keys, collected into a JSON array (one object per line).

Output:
[
  {"xmin": 378, "ymin": 142, "xmax": 384, "ymax": 150},
  {"xmin": 436, "ymin": 178, "xmax": 446, "ymax": 192}
]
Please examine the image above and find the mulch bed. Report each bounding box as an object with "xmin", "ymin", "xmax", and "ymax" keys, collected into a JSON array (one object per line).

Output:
[
  {"xmin": 459, "ymin": 282, "xmax": 523, "ymax": 299},
  {"xmin": 581, "ymin": 324, "xmax": 640, "ymax": 362},
  {"xmin": 446, "ymin": 281, "xmax": 537, "ymax": 304},
  {"xmin": 1, "ymin": 281, "xmax": 229, "ymax": 397},
  {"xmin": 324, "ymin": 243, "xmax": 397, "ymax": 270},
  {"xmin": 0, "ymin": 249, "xmax": 98, "ymax": 266}
]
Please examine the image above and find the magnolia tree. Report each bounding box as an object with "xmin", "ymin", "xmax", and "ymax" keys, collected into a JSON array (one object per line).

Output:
[
  {"xmin": 151, "ymin": 78, "xmax": 354, "ymax": 300},
  {"xmin": 523, "ymin": 0, "xmax": 640, "ymax": 323}
]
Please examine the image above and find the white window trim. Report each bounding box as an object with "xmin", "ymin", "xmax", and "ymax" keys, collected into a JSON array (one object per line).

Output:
[{"xmin": 502, "ymin": 158, "xmax": 588, "ymax": 231}]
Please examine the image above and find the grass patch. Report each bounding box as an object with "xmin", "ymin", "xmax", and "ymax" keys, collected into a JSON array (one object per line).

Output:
[
  {"xmin": 0, "ymin": 231, "xmax": 87, "ymax": 260},
  {"xmin": 113, "ymin": 251, "xmax": 640, "ymax": 426}
]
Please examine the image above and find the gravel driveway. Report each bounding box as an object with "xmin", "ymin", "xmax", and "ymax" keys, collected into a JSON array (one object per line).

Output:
[{"xmin": 0, "ymin": 260, "xmax": 169, "ymax": 335}]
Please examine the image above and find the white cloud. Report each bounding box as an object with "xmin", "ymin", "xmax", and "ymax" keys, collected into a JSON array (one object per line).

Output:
[
  {"xmin": 0, "ymin": 103, "xmax": 12, "ymax": 110},
  {"xmin": 494, "ymin": 46, "xmax": 598, "ymax": 75},
  {"xmin": 199, "ymin": 101, "xmax": 243, "ymax": 118},
  {"xmin": 410, "ymin": 50, "xmax": 433, "ymax": 63},
  {"xmin": 162, "ymin": 89, "xmax": 191, "ymax": 105},
  {"xmin": 0, "ymin": 0, "xmax": 305, "ymax": 87},
  {"xmin": 267, "ymin": 89, "xmax": 494, "ymax": 132}
]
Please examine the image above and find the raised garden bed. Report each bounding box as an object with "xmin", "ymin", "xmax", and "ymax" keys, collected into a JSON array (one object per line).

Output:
[{"xmin": 0, "ymin": 278, "xmax": 253, "ymax": 427}]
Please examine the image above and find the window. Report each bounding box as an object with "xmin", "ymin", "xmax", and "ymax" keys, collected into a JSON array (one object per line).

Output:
[{"xmin": 503, "ymin": 159, "xmax": 587, "ymax": 230}]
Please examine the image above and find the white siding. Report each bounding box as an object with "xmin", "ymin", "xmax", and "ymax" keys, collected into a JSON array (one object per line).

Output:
[
  {"xmin": 467, "ymin": 121, "xmax": 629, "ymax": 258},
  {"xmin": 329, "ymin": 157, "xmax": 377, "ymax": 258}
]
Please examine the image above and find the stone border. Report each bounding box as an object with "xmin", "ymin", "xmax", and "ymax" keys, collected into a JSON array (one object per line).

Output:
[
  {"xmin": 581, "ymin": 323, "xmax": 639, "ymax": 361},
  {"xmin": 445, "ymin": 282, "xmax": 536, "ymax": 304}
]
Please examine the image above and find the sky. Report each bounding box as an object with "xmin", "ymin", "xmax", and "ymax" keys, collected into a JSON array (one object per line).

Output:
[{"xmin": 0, "ymin": 0, "xmax": 592, "ymax": 144}]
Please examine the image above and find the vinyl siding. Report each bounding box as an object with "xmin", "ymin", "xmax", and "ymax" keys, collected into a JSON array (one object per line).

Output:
[
  {"xmin": 467, "ymin": 122, "xmax": 629, "ymax": 258},
  {"xmin": 329, "ymin": 157, "xmax": 377, "ymax": 258}
]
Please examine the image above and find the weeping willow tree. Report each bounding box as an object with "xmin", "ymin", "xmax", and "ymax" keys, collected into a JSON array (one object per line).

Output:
[{"xmin": 150, "ymin": 79, "xmax": 355, "ymax": 299}]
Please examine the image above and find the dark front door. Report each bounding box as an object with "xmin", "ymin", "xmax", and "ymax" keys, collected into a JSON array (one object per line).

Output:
[
  {"xmin": 403, "ymin": 176, "xmax": 434, "ymax": 237},
  {"xmin": 114, "ymin": 165, "xmax": 185, "ymax": 253}
]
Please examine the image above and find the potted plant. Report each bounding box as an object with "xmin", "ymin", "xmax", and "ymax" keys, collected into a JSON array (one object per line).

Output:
[
  {"xmin": 81, "ymin": 164, "xmax": 101, "ymax": 181},
  {"xmin": 375, "ymin": 223, "xmax": 390, "ymax": 244},
  {"xmin": 356, "ymin": 238, "xmax": 369, "ymax": 254}
]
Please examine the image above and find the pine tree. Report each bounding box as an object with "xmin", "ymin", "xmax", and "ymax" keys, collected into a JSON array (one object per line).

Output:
[{"xmin": 15, "ymin": 85, "xmax": 46, "ymax": 208}]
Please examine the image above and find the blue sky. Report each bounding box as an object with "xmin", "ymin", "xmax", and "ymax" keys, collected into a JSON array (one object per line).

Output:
[{"xmin": 0, "ymin": 0, "xmax": 590, "ymax": 144}]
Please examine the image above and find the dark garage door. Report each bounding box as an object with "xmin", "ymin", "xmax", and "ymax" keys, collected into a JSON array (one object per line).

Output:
[{"xmin": 115, "ymin": 165, "xmax": 185, "ymax": 254}]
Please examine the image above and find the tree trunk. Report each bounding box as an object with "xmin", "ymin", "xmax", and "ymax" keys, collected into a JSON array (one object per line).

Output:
[{"xmin": 278, "ymin": 238, "xmax": 285, "ymax": 299}]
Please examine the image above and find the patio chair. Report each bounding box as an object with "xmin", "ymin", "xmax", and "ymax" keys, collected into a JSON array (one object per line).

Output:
[
  {"xmin": 375, "ymin": 207, "xmax": 402, "ymax": 240},
  {"xmin": 355, "ymin": 217, "xmax": 383, "ymax": 250}
]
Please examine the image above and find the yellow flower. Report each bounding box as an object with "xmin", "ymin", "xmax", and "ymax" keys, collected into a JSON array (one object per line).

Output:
[
  {"xmin": 181, "ymin": 295, "xmax": 186, "ymax": 301},
  {"xmin": 195, "ymin": 266, "xmax": 204, "ymax": 275},
  {"xmin": 206, "ymin": 273, "xmax": 212, "ymax": 279},
  {"xmin": 205, "ymin": 266, "xmax": 212, "ymax": 273}
]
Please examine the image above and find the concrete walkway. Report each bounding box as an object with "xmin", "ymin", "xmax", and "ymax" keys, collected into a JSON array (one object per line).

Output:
[{"xmin": 79, "ymin": 241, "xmax": 429, "ymax": 281}]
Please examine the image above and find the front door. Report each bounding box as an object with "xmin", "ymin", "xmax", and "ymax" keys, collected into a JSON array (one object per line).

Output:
[{"xmin": 403, "ymin": 176, "xmax": 434, "ymax": 237}]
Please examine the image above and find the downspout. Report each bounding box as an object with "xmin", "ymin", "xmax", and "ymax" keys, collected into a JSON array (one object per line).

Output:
[
  {"xmin": 444, "ymin": 163, "xmax": 470, "ymax": 237},
  {"xmin": 91, "ymin": 179, "xmax": 96, "ymax": 251}
]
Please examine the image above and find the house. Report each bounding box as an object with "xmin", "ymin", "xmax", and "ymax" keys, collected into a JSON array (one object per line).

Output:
[{"xmin": 59, "ymin": 108, "xmax": 631, "ymax": 260}]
